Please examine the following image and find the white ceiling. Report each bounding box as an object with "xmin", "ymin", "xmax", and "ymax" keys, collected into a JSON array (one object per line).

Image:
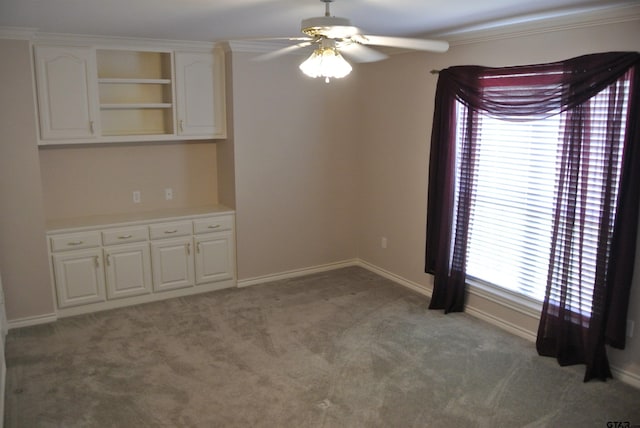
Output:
[{"xmin": 0, "ymin": 0, "xmax": 634, "ymax": 42}]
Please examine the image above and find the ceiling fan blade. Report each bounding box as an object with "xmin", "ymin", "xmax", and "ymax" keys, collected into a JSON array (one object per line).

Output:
[
  {"xmin": 339, "ymin": 43, "xmax": 388, "ymax": 63},
  {"xmin": 359, "ymin": 35, "xmax": 449, "ymax": 53},
  {"xmin": 254, "ymin": 41, "xmax": 313, "ymax": 62},
  {"xmin": 237, "ymin": 36, "xmax": 313, "ymax": 42}
]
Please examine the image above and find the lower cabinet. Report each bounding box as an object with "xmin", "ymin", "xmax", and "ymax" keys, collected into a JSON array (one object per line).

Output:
[
  {"xmin": 52, "ymin": 248, "xmax": 106, "ymax": 308},
  {"xmin": 195, "ymin": 231, "xmax": 234, "ymax": 285},
  {"xmin": 104, "ymin": 242, "xmax": 152, "ymax": 300},
  {"xmin": 150, "ymin": 237, "xmax": 195, "ymax": 292},
  {"xmin": 47, "ymin": 210, "xmax": 235, "ymax": 316}
]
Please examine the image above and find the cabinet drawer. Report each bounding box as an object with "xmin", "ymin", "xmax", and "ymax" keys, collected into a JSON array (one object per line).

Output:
[
  {"xmin": 193, "ymin": 215, "xmax": 234, "ymax": 235},
  {"xmin": 102, "ymin": 226, "xmax": 148, "ymax": 246},
  {"xmin": 149, "ymin": 221, "xmax": 192, "ymax": 240},
  {"xmin": 50, "ymin": 231, "xmax": 101, "ymax": 252}
]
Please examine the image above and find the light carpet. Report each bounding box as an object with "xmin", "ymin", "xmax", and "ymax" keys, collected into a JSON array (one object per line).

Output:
[{"xmin": 4, "ymin": 267, "xmax": 640, "ymax": 427}]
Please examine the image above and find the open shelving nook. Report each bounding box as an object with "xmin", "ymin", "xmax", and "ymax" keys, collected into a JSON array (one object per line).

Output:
[{"xmin": 96, "ymin": 49, "xmax": 175, "ymax": 137}]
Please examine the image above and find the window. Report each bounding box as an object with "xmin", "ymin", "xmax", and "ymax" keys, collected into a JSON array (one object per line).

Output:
[
  {"xmin": 426, "ymin": 52, "xmax": 640, "ymax": 381},
  {"xmin": 455, "ymin": 76, "xmax": 630, "ymax": 315}
]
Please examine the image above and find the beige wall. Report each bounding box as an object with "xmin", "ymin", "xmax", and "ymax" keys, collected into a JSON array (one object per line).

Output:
[
  {"xmin": 355, "ymin": 51, "xmax": 435, "ymax": 286},
  {"xmin": 216, "ymin": 49, "xmax": 237, "ymax": 210},
  {"xmin": 355, "ymin": 19, "xmax": 640, "ymax": 379},
  {"xmin": 39, "ymin": 142, "xmax": 219, "ymax": 221},
  {"xmin": 231, "ymin": 51, "xmax": 359, "ymax": 280},
  {"xmin": 0, "ymin": 39, "xmax": 55, "ymax": 320}
]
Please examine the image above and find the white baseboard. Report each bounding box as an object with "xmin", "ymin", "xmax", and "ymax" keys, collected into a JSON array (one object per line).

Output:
[
  {"xmin": 611, "ymin": 366, "xmax": 640, "ymax": 390},
  {"xmin": 356, "ymin": 260, "xmax": 432, "ymax": 297},
  {"xmin": 7, "ymin": 312, "xmax": 57, "ymax": 330},
  {"xmin": 357, "ymin": 259, "xmax": 640, "ymax": 390},
  {"xmin": 56, "ymin": 279, "xmax": 235, "ymax": 319},
  {"xmin": 355, "ymin": 260, "xmax": 538, "ymax": 342},
  {"xmin": 236, "ymin": 259, "xmax": 359, "ymax": 288},
  {"xmin": 464, "ymin": 305, "xmax": 538, "ymax": 342}
]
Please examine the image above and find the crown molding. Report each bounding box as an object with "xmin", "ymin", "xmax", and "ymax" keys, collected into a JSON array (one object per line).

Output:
[
  {"xmin": 226, "ymin": 40, "xmax": 281, "ymax": 53},
  {"xmin": 32, "ymin": 32, "xmax": 220, "ymax": 49},
  {"xmin": 225, "ymin": 40, "xmax": 307, "ymax": 56},
  {"xmin": 432, "ymin": 2, "xmax": 640, "ymax": 46},
  {"xmin": 0, "ymin": 27, "xmax": 37, "ymax": 40},
  {"xmin": 0, "ymin": 27, "xmax": 221, "ymax": 50},
  {"xmin": 0, "ymin": 27, "xmax": 291, "ymax": 55}
]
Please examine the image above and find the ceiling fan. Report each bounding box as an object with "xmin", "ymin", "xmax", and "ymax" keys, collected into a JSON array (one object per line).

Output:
[{"xmin": 254, "ymin": 0, "xmax": 449, "ymax": 82}]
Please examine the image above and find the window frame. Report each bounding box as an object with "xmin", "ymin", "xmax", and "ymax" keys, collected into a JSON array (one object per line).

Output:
[{"xmin": 449, "ymin": 72, "xmax": 631, "ymax": 321}]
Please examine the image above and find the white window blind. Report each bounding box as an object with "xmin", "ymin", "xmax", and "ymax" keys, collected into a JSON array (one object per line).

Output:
[{"xmin": 455, "ymin": 77, "xmax": 630, "ymax": 316}]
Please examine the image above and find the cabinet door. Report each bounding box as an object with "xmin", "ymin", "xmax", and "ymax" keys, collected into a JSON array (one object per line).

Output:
[
  {"xmin": 194, "ymin": 232, "xmax": 235, "ymax": 285},
  {"xmin": 174, "ymin": 51, "xmax": 226, "ymax": 138},
  {"xmin": 150, "ymin": 237, "xmax": 194, "ymax": 292},
  {"xmin": 34, "ymin": 45, "xmax": 100, "ymax": 140},
  {"xmin": 104, "ymin": 243, "xmax": 152, "ymax": 300},
  {"xmin": 52, "ymin": 249, "xmax": 106, "ymax": 308}
]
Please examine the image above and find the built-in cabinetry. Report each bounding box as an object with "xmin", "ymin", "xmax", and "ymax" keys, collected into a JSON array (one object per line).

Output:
[
  {"xmin": 34, "ymin": 43, "xmax": 226, "ymax": 145},
  {"xmin": 47, "ymin": 209, "xmax": 235, "ymax": 317},
  {"xmin": 175, "ymin": 51, "xmax": 226, "ymax": 137},
  {"xmin": 34, "ymin": 46, "xmax": 100, "ymax": 140},
  {"xmin": 97, "ymin": 49, "xmax": 175, "ymax": 137},
  {"xmin": 149, "ymin": 221, "xmax": 195, "ymax": 292},
  {"xmin": 51, "ymin": 239, "xmax": 106, "ymax": 307},
  {"xmin": 193, "ymin": 215, "xmax": 235, "ymax": 284},
  {"xmin": 102, "ymin": 226, "xmax": 153, "ymax": 299}
]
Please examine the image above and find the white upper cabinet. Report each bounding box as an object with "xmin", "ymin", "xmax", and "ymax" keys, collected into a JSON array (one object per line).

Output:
[
  {"xmin": 175, "ymin": 50, "xmax": 227, "ymax": 139},
  {"xmin": 34, "ymin": 45, "xmax": 100, "ymax": 140},
  {"xmin": 33, "ymin": 41, "xmax": 226, "ymax": 145}
]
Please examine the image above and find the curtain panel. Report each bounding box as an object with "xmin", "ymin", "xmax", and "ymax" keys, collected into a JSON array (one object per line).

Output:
[{"xmin": 425, "ymin": 52, "xmax": 640, "ymax": 381}]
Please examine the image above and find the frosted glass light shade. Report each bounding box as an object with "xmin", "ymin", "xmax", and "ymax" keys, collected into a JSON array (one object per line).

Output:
[{"xmin": 299, "ymin": 47, "xmax": 352, "ymax": 82}]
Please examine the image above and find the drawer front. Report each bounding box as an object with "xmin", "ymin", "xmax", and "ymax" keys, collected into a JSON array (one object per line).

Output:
[
  {"xmin": 102, "ymin": 226, "xmax": 148, "ymax": 246},
  {"xmin": 149, "ymin": 221, "xmax": 192, "ymax": 240},
  {"xmin": 193, "ymin": 215, "xmax": 234, "ymax": 235},
  {"xmin": 50, "ymin": 231, "xmax": 101, "ymax": 252}
]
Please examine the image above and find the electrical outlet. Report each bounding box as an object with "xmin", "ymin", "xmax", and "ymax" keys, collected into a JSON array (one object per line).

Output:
[
  {"xmin": 627, "ymin": 320, "xmax": 635, "ymax": 338},
  {"xmin": 165, "ymin": 188, "xmax": 173, "ymax": 200},
  {"xmin": 133, "ymin": 190, "xmax": 141, "ymax": 204},
  {"xmin": 381, "ymin": 237, "xmax": 388, "ymax": 249}
]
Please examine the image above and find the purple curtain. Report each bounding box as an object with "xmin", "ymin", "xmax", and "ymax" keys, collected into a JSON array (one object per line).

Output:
[{"xmin": 425, "ymin": 52, "xmax": 640, "ymax": 381}]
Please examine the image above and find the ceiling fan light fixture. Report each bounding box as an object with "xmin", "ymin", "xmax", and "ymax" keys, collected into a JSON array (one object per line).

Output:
[{"xmin": 299, "ymin": 46, "xmax": 352, "ymax": 83}]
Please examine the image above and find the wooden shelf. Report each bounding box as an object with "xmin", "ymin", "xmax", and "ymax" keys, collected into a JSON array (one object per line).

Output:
[
  {"xmin": 96, "ymin": 50, "xmax": 174, "ymax": 136},
  {"xmin": 98, "ymin": 78, "xmax": 171, "ymax": 85},
  {"xmin": 101, "ymin": 129, "xmax": 171, "ymax": 137},
  {"xmin": 100, "ymin": 103, "xmax": 173, "ymax": 110}
]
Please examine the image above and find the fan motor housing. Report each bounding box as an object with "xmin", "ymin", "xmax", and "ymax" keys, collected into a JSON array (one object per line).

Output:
[{"xmin": 301, "ymin": 16, "xmax": 360, "ymax": 39}]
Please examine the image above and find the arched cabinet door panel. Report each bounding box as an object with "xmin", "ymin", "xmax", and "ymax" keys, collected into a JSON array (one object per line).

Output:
[
  {"xmin": 34, "ymin": 45, "xmax": 100, "ymax": 140},
  {"xmin": 175, "ymin": 50, "xmax": 226, "ymax": 138}
]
